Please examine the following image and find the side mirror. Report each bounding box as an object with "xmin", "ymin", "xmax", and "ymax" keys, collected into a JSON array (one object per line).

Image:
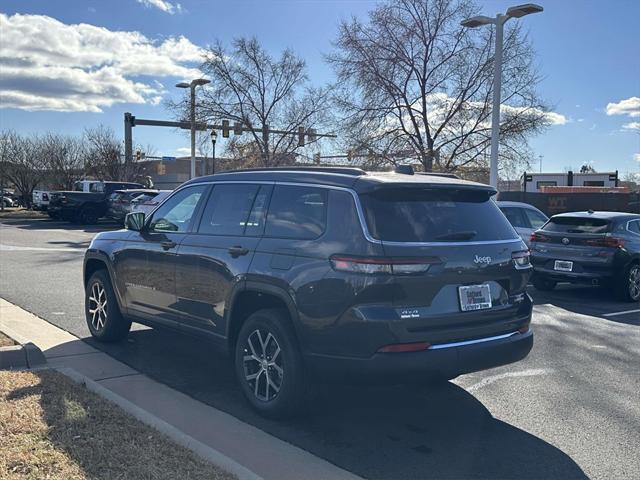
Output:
[{"xmin": 125, "ymin": 212, "xmax": 145, "ymax": 231}]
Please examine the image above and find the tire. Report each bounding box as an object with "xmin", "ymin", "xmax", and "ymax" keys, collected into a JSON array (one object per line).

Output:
[
  {"xmin": 85, "ymin": 270, "xmax": 131, "ymax": 342},
  {"xmin": 532, "ymin": 276, "xmax": 557, "ymax": 291},
  {"xmin": 78, "ymin": 206, "xmax": 100, "ymax": 225},
  {"xmin": 234, "ymin": 309, "xmax": 307, "ymax": 418},
  {"xmin": 615, "ymin": 263, "xmax": 640, "ymax": 303},
  {"xmin": 47, "ymin": 211, "xmax": 58, "ymax": 219}
]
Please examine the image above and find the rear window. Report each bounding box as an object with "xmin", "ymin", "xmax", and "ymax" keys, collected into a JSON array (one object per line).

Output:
[
  {"xmin": 360, "ymin": 188, "xmax": 517, "ymax": 242},
  {"xmin": 542, "ymin": 217, "xmax": 611, "ymax": 234}
]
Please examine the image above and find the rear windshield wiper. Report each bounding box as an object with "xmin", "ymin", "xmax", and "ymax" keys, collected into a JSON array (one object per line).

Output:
[{"xmin": 434, "ymin": 230, "xmax": 477, "ymax": 241}]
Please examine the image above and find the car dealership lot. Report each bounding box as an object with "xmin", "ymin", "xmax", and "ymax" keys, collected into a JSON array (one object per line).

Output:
[{"xmin": 1, "ymin": 218, "xmax": 638, "ymax": 479}]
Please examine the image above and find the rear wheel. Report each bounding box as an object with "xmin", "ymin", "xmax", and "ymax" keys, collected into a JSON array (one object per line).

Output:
[
  {"xmin": 85, "ymin": 270, "xmax": 131, "ymax": 342},
  {"xmin": 615, "ymin": 263, "xmax": 640, "ymax": 302},
  {"xmin": 234, "ymin": 309, "xmax": 307, "ymax": 418},
  {"xmin": 532, "ymin": 276, "xmax": 557, "ymax": 291}
]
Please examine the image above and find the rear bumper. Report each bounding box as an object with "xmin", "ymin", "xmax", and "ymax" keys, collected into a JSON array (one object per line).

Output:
[
  {"xmin": 532, "ymin": 266, "xmax": 613, "ymax": 284},
  {"xmin": 305, "ymin": 329, "xmax": 533, "ymax": 381}
]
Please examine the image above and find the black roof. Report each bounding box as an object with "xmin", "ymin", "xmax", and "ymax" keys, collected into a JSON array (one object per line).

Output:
[{"xmin": 184, "ymin": 167, "xmax": 495, "ymax": 193}]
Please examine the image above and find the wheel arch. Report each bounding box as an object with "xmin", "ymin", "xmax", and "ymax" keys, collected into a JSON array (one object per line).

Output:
[
  {"xmin": 83, "ymin": 251, "xmax": 126, "ymax": 312},
  {"xmin": 226, "ymin": 282, "xmax": 301, "ymax": 350}
]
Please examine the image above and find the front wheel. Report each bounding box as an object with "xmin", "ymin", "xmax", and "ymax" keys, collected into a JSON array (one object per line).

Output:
[
  {"xmin": 85, "ymin": 270, "xmax": 131, "ymax": 342},
  {"xmin": 77, "ymin": 206, "xmax": 100, "ymax": 224},
  {"xmin": 615, "ymin": 264, "xmax": 640, "ymax": 302},
  {"xmin": 234, "ymin": 309, "xmax": 307, "ymax": 418}
]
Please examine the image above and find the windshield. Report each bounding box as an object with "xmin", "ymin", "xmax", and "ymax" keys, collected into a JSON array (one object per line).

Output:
[
  {"xmin": 360, "ymin": 188, "xmax": 517, "ymax": 242},
  {"xmin": 542, "ymin": 216, "xmax": 611, "ymax": 234}
]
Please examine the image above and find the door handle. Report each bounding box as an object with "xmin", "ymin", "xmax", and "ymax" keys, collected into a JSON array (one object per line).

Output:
[
  {"xmin": 161, "ymin": 240, "xmax": 177, "ymax": 250},
  {"xmin": 228, "ymin": 245, "xmax": 249, "ymax": 257}
]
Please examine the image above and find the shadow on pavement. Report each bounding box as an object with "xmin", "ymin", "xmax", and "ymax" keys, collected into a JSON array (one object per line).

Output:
[
  {"xmin": 529, "ymin": 284, "xmax": 639, "ymax": 325},
  {"xmin": 79, "ymin": 328, "xmax": 587, "ymax": 480},
  {"xmin": 0, "ymin": 217, "xmax": 119, "ymax": 234}
]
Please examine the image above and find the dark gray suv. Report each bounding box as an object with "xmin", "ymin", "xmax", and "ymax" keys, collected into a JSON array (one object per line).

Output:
[{"xmin": 84, "ymin": 167, "xmax": 533, "ymax": 417}]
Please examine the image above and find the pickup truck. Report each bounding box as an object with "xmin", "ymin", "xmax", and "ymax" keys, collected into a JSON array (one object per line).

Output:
[{"xmin": 48, "ymin": 180, "xmax": 144, "ymax": 224}]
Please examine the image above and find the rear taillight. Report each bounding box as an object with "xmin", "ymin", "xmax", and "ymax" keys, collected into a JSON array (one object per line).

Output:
[
  {"xmin": 330, "ymin": 255, "xmax": 438, "ymax": 275},
  {"xmin": 586, "ymin": 237, "xmax": 625, "ymax": 248},
  {"xmin": 512, "ymin": 250, "xmax": 531, "ymax": 269},
  {"xmin": 530, "ymin": 232, "xmax": 549, "ymax": 243}
]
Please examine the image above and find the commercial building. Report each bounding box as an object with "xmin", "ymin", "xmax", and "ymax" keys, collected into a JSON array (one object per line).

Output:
[{"xmin": 520, "ymin": 171, "xmax": 619, "ymax": 193}]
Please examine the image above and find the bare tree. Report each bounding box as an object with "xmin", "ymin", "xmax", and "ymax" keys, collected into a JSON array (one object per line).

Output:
[
  {"xmin": 175, "ymin": 37, "xmax": 331, "ymax": 167},
  {"xmin": 329, "ymin": 0, "xmax": 550, "ymax": 173},
  {"xmin": 41, "ymin": 133, "xmax": 86, "ymax": 190},
  {"xmin": 0, "ymin": 131, "xmax": 45, "ymax": 207},
  {"xmin": 83, "ymin": 126, "xmax": 123, "ymax": 180}
]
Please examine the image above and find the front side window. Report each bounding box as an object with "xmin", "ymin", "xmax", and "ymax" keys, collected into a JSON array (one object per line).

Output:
[
  {"xmin": 360, "ymin": 188, "xmax": 517, "ymax": 242},
  {"xmin": 90, "ymin": 183, "xmax": 105, "ymax": 193},
  {"xmin": 148, "ymin": 185, "xmax": 207, "ymax": 233},
  {"xmin": 524, "ymin": 208, "xmax": 548, "ymax": 229},
  {"xmin": 265, "ymin": 185, "xmax": 328, "ymax": 239},
  {"xmin": 198, "ymin": 184, "xmax": 261, "ymax": 236}
]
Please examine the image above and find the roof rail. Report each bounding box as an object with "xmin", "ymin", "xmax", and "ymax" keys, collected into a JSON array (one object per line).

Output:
[
  {"xmin": 222, "ymin": 166, "xmax": 368, "ymax": 176},
  {"xmin": 416, "ymin": 172, "xmax": 461, "ymax": 179}
]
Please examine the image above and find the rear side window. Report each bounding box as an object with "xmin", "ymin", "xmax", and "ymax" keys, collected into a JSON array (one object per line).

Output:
[
  {"xmin": 198, "ymin": 184, "xmax": 260, "ymax": 236},
  {"xmin": 360, "ymin": 188, "xmax": 517, "ymax": 242},
  {"xmin": 628, "ymin": 220, "xmax": 640, "ymax": 234},
  {"xmin": 542, "ymin": 217, "xmax": 611, "ymax": 234},
  {"xmin": 265, "ymin": 185, "xmax": 328, "ymax": 239},
  {"xmin": 524, "ymin": 208, "xmax": 548, "ymax": 229},
  {"xmin": 500, "ymin": 207, "xmax": 528, "ymax": 228}
]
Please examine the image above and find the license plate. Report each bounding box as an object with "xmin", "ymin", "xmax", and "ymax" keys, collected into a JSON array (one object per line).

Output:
[
  {"xmin": 458, "ymin": 284, "xmax": 492, "ymax": 312},
  {"xmin": 554, "ymin": 260, "xmax": 573, "ymax": 272}
]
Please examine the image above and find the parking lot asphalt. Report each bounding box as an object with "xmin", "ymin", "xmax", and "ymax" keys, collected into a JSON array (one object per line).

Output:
[{"xmin": 1, "ymin": 218, "xmax": 639, "ymax": 479}]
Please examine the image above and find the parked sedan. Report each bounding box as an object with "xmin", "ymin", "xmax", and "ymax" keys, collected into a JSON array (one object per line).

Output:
[
  {"xmin": 497, "ymin": 201, "xmax": 548, "ymax": 247},
  {"xmin": 530, "ymin": 211, "xmax": 640, "ymax": 301},
  {"xmin": 130, "ymin": 190, "xmax": 171, "ymax": 216},
  {"xmin": 106, "ymin": 189, "xmax": 158, "ymax": 223}
]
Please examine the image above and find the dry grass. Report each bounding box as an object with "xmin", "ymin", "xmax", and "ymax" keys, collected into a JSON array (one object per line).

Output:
[
  {"xmin": 0, "ymin": 331, "xmax": 16, "ymax": 347},
  {"xmin": 0, "ymin": 370, "xmax": 236, "ymax": 480}
]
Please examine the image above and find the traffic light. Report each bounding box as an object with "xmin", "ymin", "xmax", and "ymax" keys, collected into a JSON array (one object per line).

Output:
[
  {"xmin": 298, "ymin": 126, "xmax": 305, "ymax": 147},
  {"xmin": 307, "ymin": 128, "xmax": 317, "ymax": 143},
  {"xmin": 347, "ymin": 149, "xmax": 353, "ymax": 162},
  {"xmin": 314, "ymin": 152, "xmax": 321, "ymax": 164},
  {"xmin": 233, "ymin": 122, "xmax": 243, "ymax": 135},
  {"xmin": 222, "ymin": 120, "xmax": 230, "ymax": 138},
  {"xmin": 136, "ymin": 150, "xmax": 141, "ymax": 161}
]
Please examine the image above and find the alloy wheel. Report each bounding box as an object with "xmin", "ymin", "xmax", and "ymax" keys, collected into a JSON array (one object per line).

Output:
[
  {"xmin": 629, "ymin": 266, "xmax": 640, "ymax": 301},
  {"xmin": 242, "ymin": 329, "xmax": 283, "ymax": 402},
  {"xmin": 88, "ymin": 281, "xmax": 108, "ymax": 331}
]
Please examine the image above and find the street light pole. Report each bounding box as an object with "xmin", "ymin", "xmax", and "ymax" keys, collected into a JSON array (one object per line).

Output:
[
  {"xmin": 176, "ymin": 78, "xmax": 210, "ymax": 180},
  {"xmin": 461, "ymin": 4, "xmax": 543, "ymax": 189}
]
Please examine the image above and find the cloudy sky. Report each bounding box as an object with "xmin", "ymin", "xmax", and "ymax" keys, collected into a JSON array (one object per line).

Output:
[{"xmin": 1, "ymin": 0, "xmax": 638, "ymax": 176}]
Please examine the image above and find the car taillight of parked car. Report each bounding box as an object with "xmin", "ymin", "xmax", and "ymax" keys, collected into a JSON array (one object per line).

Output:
[
  {"xmin": 586, "ymin": 236, "xmax": 625, "ymax": 248},
  {"xmin": 512, "ymin": 250, "xmax": 531, "ymax": 268},
  {"xmin": 330, "ymin": 255, "xmax": 439, "ymax": 275},
  {"xmin": 530, "ymin": 232, "xmax": 550, "ymax": 243}
]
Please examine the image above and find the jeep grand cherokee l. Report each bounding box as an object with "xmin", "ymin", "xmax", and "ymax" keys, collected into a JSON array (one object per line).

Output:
[{"xmin": 83, "ymin": 167, "xmax": 534, "ymax": 417}]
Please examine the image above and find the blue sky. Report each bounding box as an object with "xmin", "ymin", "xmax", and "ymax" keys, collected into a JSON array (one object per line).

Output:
[{"xmin": 1, "ymin": 0, "xmax": 638, "ymax": 177}]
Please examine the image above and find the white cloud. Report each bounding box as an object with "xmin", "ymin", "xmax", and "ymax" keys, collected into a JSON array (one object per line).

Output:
[
  {"xmin": 606, "ymin": 96, "xmax": 640, "ymax": 118},
  {"xmin": 136, "ymin": 0, "xmax": 182, "ymax": 15},
  {"xmin": 541, "ymin": 111, "xmax": 568, "ymax": 125},
  {"xmin": 175, "ymin": 147, "xmax": 191, "ymax": 155},
  {"xmin": 622, "ymin": 122, "xmax": 640, "ymax": 131},
  {"xmin": 634, "ymin": 153, "xmax": 640, "ymax": 163},
  {"xmin": 0, "ymin": 13, "xmax": 204, "ymax": 112}
]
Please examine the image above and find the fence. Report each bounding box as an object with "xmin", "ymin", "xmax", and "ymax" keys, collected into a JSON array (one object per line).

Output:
[{"xmin": 497, "ymin": 191, "xmax": 640, "ymax": 216}]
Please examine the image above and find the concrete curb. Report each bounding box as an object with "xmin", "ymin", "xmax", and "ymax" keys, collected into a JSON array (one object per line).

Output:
[
  {"xmin": 57, "ymin": 366, "xmax": 262, "ymax": 480},
  {"xmin": 0, "ymin": 341, "xmax": 47, "ymax": 369}
]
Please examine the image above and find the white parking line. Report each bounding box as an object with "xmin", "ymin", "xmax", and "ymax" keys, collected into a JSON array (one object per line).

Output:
[
  {"xmin": 465, "ymin": 368, "xmax": 553, "ymax": 393},
  {"xmin": 0, "ymin": 244, "xmax": 82, "ymax": 253},
  {"xmin": 603, "ymin": 309, "xmax": 640, "ymax": 318}
]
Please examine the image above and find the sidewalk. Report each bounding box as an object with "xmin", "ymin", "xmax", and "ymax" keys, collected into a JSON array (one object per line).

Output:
[{"xmin": 0, "ymin": 298, "xmax": 362, "ymax": 480}]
